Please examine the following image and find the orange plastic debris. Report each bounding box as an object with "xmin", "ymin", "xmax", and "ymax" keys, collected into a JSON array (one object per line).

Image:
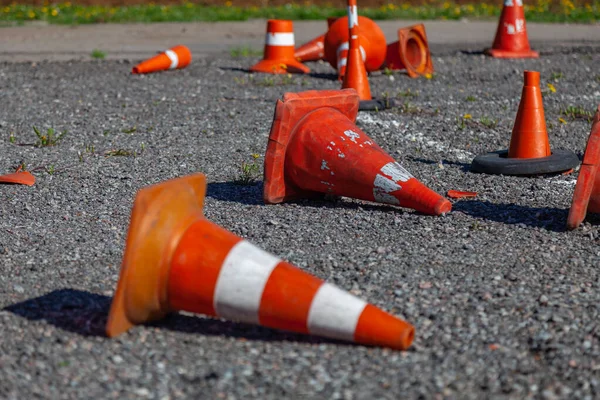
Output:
[
  {"xmin": 485, "ymin": 0, "xmax": 539, "ymax": 58},
  {"xmin": 250, "ymin": 20, "xmax": 309, "ymax": 74},
  {"xmin": 447, "ymin": 190, "xmax": 477, "ymax": 199},
  {"xmin": 0, "ymin": 171, "xmax": 35, "ymax": 186},
  {"xmin": 132, "ymin": 45, "xmax": 192, "ymax": 74}
]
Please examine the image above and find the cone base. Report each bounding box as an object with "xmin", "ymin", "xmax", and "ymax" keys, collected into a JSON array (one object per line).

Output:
[
  {"xmin": 250, "ymin": 58, "xmax": 310, "ymax": 74},
  {"xmin": 470, "ymin": 149, "xmax": 579, "ymax": 176},
  {"xmin": 106, "ymin": 173, "xmax": 207, "ymax": 337},
  {"xmin": 485, "ymin": 48, "xmax": 539, "ymax": 59}
]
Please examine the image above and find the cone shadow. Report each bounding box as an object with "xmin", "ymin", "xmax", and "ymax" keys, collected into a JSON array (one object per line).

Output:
[
  {"xmin": 206, "ymin": 181, "xmax": 264, "ymax": 205},
  {"xmin": 408, "ymin": 156, "xmax": 471, "ymax": 172}
]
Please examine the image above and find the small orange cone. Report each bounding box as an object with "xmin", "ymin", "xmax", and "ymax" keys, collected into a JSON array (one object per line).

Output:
[
  {"xmin": 250, "ymin": 20, "xmax": 310, "ymax": 74},
  {"xmin": 106, "ymin": 173, "xmax": 415, "ymax": 350},
  {"xmin": 471, "ymin": 71, "xmax": 578, "ymax": 175},
  {"xmin": 263, "ymin": 89, "xmax": 452, "ymax": 216},
  {"xmin": 0, "ymin": 170, "xmax": 35, "ymax": 186},
  {"xmin": 486, "ymin": 0, "xmax": 539, "ymax": 58},
  {"xmin": 341, "ymin": 0, "xmax": 371, "ymax": 101},
  {"xmin": 132, "ymin": 45, "xmax": 192, "ymax": 74},
  {"xmin": 567, "ymin": 105, "xmax": 600, "ymax": 230},
  {"xmin": 324, "ymin": 16, "xmax": 386, "ymax": 80},
  {"xmin": 384, "ymin": 24, "xmax": 434, "ymax": 78},
  {"xmin": 294, "ymin": 17, "xmax": 338, "ymax": 62}
]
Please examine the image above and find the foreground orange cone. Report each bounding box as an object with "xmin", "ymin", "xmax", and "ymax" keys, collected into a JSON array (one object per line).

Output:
[
  {"xmin": 384, "ymin": 24, "xmax": 434, "ymax": 78},
  {"xmin": 106, "ymin": 173, "xmax": 415, "ymax": 350},
  {"xmin": 341, "ymin": 0, "xmax": 371, "ymax": 100},
  {"xmin": 567, "ymin": 106, "xmax": 600, "ymax": 230},
  {"xmin": 324, "ymin": 16, "xmax": 386, "ymax": 80},
  {"xmin": 263, "ymin": 89, "xmax": 451, "ymax": 216},
  {"xmin": 485, "ymin": 0, "xmax": 539, "ymax": 58},
  {"xmin": 294, "ymin": 17, "xmax": 338, "ymax": 62},
  {"xmin": 250, "ymin": 20, "xmax": 310, "ymax": 74},
  {"xmin": 132, "ymin": 45, "xmax": 192, "ymax": 74},
  {"xmin": 471, "ymin": 71, "xmax": 578, "ymax": 175}
]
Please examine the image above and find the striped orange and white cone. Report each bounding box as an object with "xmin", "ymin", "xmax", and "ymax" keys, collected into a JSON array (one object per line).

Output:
[
  {"xmin": 106, "ymin": 173, "xmax": 415, "ymax": 350},
  {"xmin": 132, "ymin": 45, "xmax": 192, "ymax": 74},
  {"xmin": 294, "ymin": 17, "xmax": 338, "ymax": 63},
  {"xmin": 485, "ymin": 0, "xmax": 539, "ymax": 58},
  {"xmin": 250, "ymin": 20, "xmax": 310, "ymax": 74},
  {"xmin": 341, "ymin": 0, "xmax": 371, "ymax": 100}
]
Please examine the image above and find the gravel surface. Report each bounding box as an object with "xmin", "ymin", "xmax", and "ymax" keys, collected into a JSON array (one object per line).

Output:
[{"xmin": 1, "ymin": 41, "xmax": 599, "ymax": 399}]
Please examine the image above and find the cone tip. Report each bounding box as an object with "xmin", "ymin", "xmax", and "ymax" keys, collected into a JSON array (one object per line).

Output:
[
  {"xmin": 434, "ymin": 198, "xmax": 453, "ymax": 216},
  {"xmin": 132, "ymin": 67, "xmax": 140, "ymax": 74},
  {"xmin": 523, "ymin": 70, "xmax": 540, "ymax": 87}
]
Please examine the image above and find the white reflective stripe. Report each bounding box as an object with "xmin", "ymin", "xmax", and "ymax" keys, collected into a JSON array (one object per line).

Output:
[
  {"xmin": 213, "ymin": 241, "xmax": 280, "ymax": 324},
  {"xmin": 337, "ymin": 57, "xmax": 347, "ymax": 69},
  {"xmin": 165, "ymin": 49, "xmax": 179, "ymax": 70},
  {"xmin": 265, "ymin": 32, "xmax": 295, "ymax": 46},
  {"xmin": 336, "ymin": 42, "xmax": 366, "ymax": 61},
  {"xmin": 373, "ymin": 162, "xmax": 413, "ymax": 205},
  {"xmin": 307, "ymin": 283, "xmax": 367, "ymax": 341},
  {"xmin": 504, "ymin": 0, "xmax": 522, "ymax": 6},
  {"xmin": 347, "ymin": 5, "xmax": 358, "ymax": 28}
]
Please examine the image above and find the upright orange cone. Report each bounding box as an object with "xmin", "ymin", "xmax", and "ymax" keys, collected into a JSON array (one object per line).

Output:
[
  {"xmin": 486, "ymin": 0, "xmax": 539, "ymax": 58},
  {"xmin": 263, "ymin": 89, "xmax": 451, "ymax": 216},
  {"xmin": 384, "ymin": 24, "xmax": 434, "ymax": 78},
  {"xmin": 250, "ymin": 20, "xmax": 310, "ymax": 74},
  {"xmin": 471, "ymin": 71, "xmax": 578, "ymax": 175},
  {"xmin": 567, "ymin": 106, "xmax": 600, "ymax": 230},
  {"xmin": 294, "ymin": 17, "xmax": 337, "ymax": 62},
  {"xmin": 341, "ymin": 0, "xmax": 371, "ymax": 101},
  {"xmin": 106, "ymin": 173, "xmax": 415, "ymax": 350},
  {"xmin": 132, "ymin": 45, "xmax": 192, "ymax": 74},
  {"xmin": 324, "ymin": 16, "xmax": 386, "ymax": 80}
]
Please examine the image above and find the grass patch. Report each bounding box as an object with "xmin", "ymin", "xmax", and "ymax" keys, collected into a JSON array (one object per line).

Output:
[
  {"xmin": 230, "ymin": 46, "xmax": 262, "ymax": 58},
  {"xmin": 90, "ymin": 49, "xmax": 106, "ymax": 59},
  {"xmin": 1, "ymin": 1, "xmax": 598, "ymax": 24},
  {"xmin": 561, "ymin": 105, "xmax": 594, "ymax": 122},
  {"xmin": 33, "ymin": 126, "xmax": 66, "ymax": 147}
]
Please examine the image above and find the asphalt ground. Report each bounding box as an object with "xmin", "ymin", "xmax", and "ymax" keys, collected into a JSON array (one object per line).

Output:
[{"xmin": 1, "ymin": 23, "xmax": 600, "ymax": 399}]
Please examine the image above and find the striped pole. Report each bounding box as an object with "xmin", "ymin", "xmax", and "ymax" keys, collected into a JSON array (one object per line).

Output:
[{"xmin": 341, "ymin": 0, "xmax": 372, "ymax": 100}]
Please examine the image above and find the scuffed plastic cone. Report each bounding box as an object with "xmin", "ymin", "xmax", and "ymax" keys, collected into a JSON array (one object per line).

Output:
[
  {"xmin": 341, "ymin": 0, "xmax": 371, "ymax": 101},
  {"xmin": 485, "ymin": 0, "xmax": 538, "ymax": 58},
  {"xmin": 106, "ymin": 173, "xmax": 415, "ymax": 350},
  {"xmin": 250, "ymin": 20, "xmax": 309, "ymax": 74},
  {"xmin": 132, "ymin": 45, "xmax": 192, "ymax": 74},
  {"xmin": 263, "ymin": 89, "xmax": 451, "ymax": 216},
  {"xmin": 294, "ymin": 17, "xmax": 338, "ymax": 62},
  {"xmin": 384, "ymin": 24, "xmax": 434, "ymax": 78}
]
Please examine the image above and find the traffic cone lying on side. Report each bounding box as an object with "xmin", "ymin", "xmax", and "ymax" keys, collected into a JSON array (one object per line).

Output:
[
  {"xmin": 263, "ymin": 89, "xmax": 452, "ymax": 216},
  {"xmin": 485, "ymin": 0, "xmax": 538, "ymax": 58},
  {"xmin": 342, "ymin": 0, "xmax": 371, "ymax": 101},
  {"xmin": 384, "ymin": 24, "xmax": 434, "ymax": 78},
  {"xmin": 324, "ymin": 16, "xmax": 386, "ymax": 80},
  {"xmin": 106, "ymin": 173, "xmax": 415, "ymax": 350},
  {"xmin": 567, "ymin": 105, "xmax": 600, "ymax": 230},
  {"xmin": 471, "ymin": 71, "xmax": 578, "ymax": 175},
  {"xmin": 132, "ymin": 45, "xmax": 192, "ymax": 74},
  {"xmin": 294, "ymin": 17, "xmax": 338, "ymax": 62},
  {"xmin": 250, "ymin": 20, "xmax": 310, "ymax": 74}
]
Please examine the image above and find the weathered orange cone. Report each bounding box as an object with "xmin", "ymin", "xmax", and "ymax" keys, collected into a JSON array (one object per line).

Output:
[
  {"xmin": 324, "ymin": 16, "xmax": 386, "ymax": 80},
  {"xmin": 0, "ymin": 170, "xmax": 35, "ymax": 186},
  {"xmin": 250, "ymin": 20, "xmax": 310, "ymax": 74},
  {"xmin": 485, "ymin": 0, "xmax": 539, "ymax": 58},
  {"xmin": 567, "ymin": 106, "xmax": 600, "ymax": 230},
  {"xmin": 106, "ymin": 173, "xmax": 415, "ymax": 350},
  {"xmin": 384, "ymin": 24, "xmax": 434, "ymax": 78},
  {"xmin": 341, "ymin": 0, "xmax": 371, "ymax": 101},
  {"xmin": 294, "ymin": 17, "xmax": 338, "ymax": 62},
  {"xmin": 471, "ymin": 71, "xmax": 578, "ymax": 175},
  {"xmin": 132, "ymin": 45, "xmax": 192, "ymax": 74},
  {"xmin": 263, "ymin": 89, "xmax": 451, "ymax": 216}
]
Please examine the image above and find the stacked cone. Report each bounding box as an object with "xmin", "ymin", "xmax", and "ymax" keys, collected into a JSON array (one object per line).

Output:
[
  {"xmin": 567, "ymin": 105, "xmax": 600, "ymax": 230},
  {"xmin": 250, "ymin": 20, "xmax": 309, "ymax": 74},
  {"xmin": 106, "ymin": 173, "xmax": 415, "ymax": 350},
  {"xmin": 486, "ymin": 0, "xmax": 538, "ymax": 58},
  {"xmin": 384, "ymin": 24, "xmax": 434, "ymax": 78},
  {"xmin": 263, "ymin": 89, "xmax": 452, "ymax": 216},
  {"xmin": 132, "ymin": 45, "xmax": 192, "ymax": 74},
  {"xmin": 294, "ymin": 17, "xmax": 338, "ymax": 63},
  {"xmin": 341, "ymin": 0, "xmax": 371, "ymax": 101}
]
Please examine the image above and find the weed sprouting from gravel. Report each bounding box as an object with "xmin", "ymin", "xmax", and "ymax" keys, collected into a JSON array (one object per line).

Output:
[
  {"xmin": 561, "ymin": 105, "xmax": 594, "ymax": 122},
  {"xmin": 550, "ymin": 71, "xmax": 564, "ymax": 81},
  {"xmin": 466, "ymin": 95, "xmax": 477, "ymax": 102},
  {"xmin": 8, "ymin": 131, "xmax": 16, "ymax": 143},
  {"xmin": 229, "ymin": 46, "xmax": 262, "ymax": 58},
  {"xmin": 396, "ymin": 89, "xmax": 419, "ymax": 98},
  {"xmin": 33, "ymin": 126, "xmax": 66, "ymax": 147},
  {"xmin": 479, "ymin": 116, "xmax": 498, "ymax": 129},
  {"xmin": 90, "ymin": 49, "xmax": 106, "ymax": 59},
  {"xmin": 235, "ymin": 153, "xmax": 261, "ymax": 186}
]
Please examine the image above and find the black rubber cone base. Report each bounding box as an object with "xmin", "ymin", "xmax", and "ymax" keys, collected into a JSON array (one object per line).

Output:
[
  {"xmin": 359, "ymin": 98, "xmax": 390, "ymax": 111},
  {"xmin": 470, "ymin": 149, "xmax": 580, "ymax": 176}
]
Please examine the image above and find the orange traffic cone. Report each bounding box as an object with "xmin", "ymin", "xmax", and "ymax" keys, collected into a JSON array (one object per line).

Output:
[
  {"xmin": 250, "ymin": 20, "xmax": 310, "ymax": 74},
  {"xmin": 263, "ymin": 89, "xmax": 452, "ymax": 216},
  {"xmin": 485, "ymin": 0, "xmax": 539, "ymax": 58},
  {"xmin": 106, "ymin": 173, "xmax": 415, "ymax": 350},
  {"xmin": 567, "ymin": 105, "xmax": 600, "ymax": 230},
  {"xmin": 294, "ymin": 17, "xmax": 338, "ymax": 62},
  {"xmin": 384, "ymin": 24, "xmax": 434, "ymax": 78},
  {"xmin": 471, "ymin": 71, "xmax": 578, "ymax": 175},
  {"xmin": 132, "ymin": 45, "xmax": 192, "ymax": 74},
  {"xmin": 341, "ymin": 0, "xmax": 371, "ymax": 101},
  {"xmin": 324, "ymin": 16, "xmax": 386, "ymax": 80}
]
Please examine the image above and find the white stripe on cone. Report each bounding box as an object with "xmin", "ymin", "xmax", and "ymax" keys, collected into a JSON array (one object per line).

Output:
[
  {"xmin": 347, "ymin": 5, "xmax": 358, "ymax": 28},
  {"xmin": 265, "ymin": 32, "xmax": 296, "ymax": 46},
  {"xmin": 336, "ymin": 42, "xmax": 366, "ymax": 70},
  {"xmin": 165, "ymin": 49, "xmax": 179, "ymax": 70}
]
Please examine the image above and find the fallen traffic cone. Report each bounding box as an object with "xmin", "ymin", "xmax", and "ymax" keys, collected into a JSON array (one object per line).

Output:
[
  {"xmin": 250, "ymin": 20, "xmax": 310, "ymax": 74},
  {"xmin": 341, "ymin": 0, "xmax": 371, "ymax": 101},
  {"xmin": 485, "ymin": 0, "xmax": 538, "ymax": 58},
  {"xmin": 567, "ymin": 105, "xmax": 600, "ymax": 230},
  {"xmin": 106, "ymin": 173, "xmax": 415, "ymax": 350},
  {"xmin": 294, "ymin": 17, "xmax": 338, "ymax": 62},
  {"xmin": 132, "ymin": 45, "xmax": 192, "ymax": 74},
  {"xmin": 324, "ymin": 16, "xmax": 386, "ymax": 80},
  {"xmin": 263, "ymin": 89, "xmax": 452, "ymax": 216},
  {"xmin": 471, "ymin": 71, "xmax": 578, "ymax": 175},
  {"xmin": 384, "ymin": 24, "xmax": 434, "ymax": 78},
  {"xmin": 0, "ymin": 170, "xmax": 35, "ymax": 186}
]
